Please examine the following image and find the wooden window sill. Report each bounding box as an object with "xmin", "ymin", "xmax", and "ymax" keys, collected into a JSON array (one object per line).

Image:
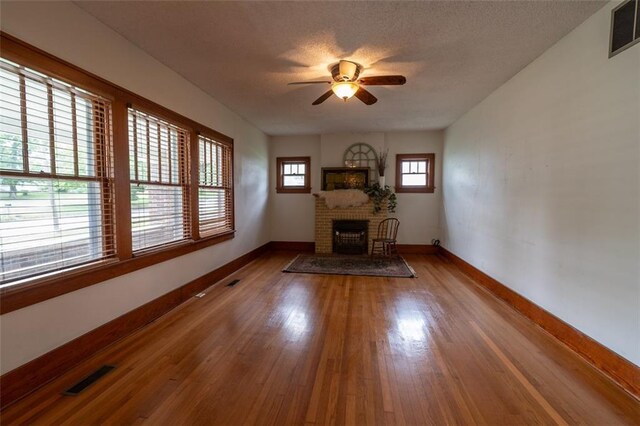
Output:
[
  {"xmin": 395, "ymin": 187, "xmax": 435, "ymax": 194},
  {"xmin": 276, "ymin": 187, "xmax": 312, "ymax": 194},
  {"xmin": 0, "ymin": 231, "xmax": 235, "ymax": 314}
]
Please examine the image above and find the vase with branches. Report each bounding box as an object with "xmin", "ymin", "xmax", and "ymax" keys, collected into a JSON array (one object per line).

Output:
[
  {"xmin": 377, "ymin": 147, "xmax": 388, "ymax": 186},
  {"xmin": 377, "ymin": 148, "xmax": 389, "ymax": 177}
]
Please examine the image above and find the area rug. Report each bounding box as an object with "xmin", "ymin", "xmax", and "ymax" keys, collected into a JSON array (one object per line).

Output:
[{"xmin": 283, "ymin": 254, "xmax": 416, "ymax": 278}]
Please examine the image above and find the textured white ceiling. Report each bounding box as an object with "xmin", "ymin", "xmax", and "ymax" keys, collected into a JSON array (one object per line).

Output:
[{"xmin": 75, "ymin": 1, "xmax": 605, "ymax": 135}]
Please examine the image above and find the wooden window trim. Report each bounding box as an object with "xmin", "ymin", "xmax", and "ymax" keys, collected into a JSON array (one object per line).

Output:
[
  {"xmin": 276, "ymin": 156, "xmax": 311, "ymax": 194},
  {"xmin": 395, "ymin": 153, "xmax": 435, "ymax": 193},
  {"xmin": 0, "ymin": 32, "xmax": 235, "ymax": 314}
]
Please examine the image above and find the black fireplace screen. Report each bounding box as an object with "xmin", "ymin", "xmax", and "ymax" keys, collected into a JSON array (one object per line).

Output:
[{"xmin": 333, "ymin": 220, "xmax": 368, "ymax": 254}]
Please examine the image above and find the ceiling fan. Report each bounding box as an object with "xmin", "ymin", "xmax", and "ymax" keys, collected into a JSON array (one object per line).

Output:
[{"xmin": 288, "ymin": 60, "xmax": 406, "ymax": 106}]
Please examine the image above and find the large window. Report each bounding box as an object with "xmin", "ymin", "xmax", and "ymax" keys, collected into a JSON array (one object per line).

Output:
[
  {"xmin": 276, "ymin": 157, "xmax": 311, "ymax": 193},
  {"xmin": 0, "ymin": 59, "xmax": 114, "ymax": 284},
  {"xmin": 198, "ymin": 134, "xmax": 233, "ymax": 236},
  {"xmin": 128, "ymin": 108, "xmax": 190, "ymax": 252},
  {"xmin": 0, "ymin": 35, "xmax": 236, "ymax": 313},
  {"xmin": 395, "ymin": 153, "xmax": 435, "ymax": 193}
]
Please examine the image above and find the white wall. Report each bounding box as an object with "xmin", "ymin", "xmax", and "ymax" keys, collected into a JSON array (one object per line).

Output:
[
  {"xmin": 0, "ymin": 1, "xmax": 270, "ymax": 374},
  {"xmin": 386, "ymin": 131, "xmax": 443, "ymax": 245},
  {"xmin": 269, "ymin": 135, "xmax": 321, "ymax": 242},
  {"xmin": 442, "ymin": 3, "xmax": 639, "ymax": 365},
  {"xmin": 269, "ymin": 131, "xmax": 443, "ymax": 245}
]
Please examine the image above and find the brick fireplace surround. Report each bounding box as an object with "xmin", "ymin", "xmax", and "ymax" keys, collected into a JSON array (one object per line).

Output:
[{"xmin": 314, "ymin": 196, "xmax": 387, "ymax": 254}]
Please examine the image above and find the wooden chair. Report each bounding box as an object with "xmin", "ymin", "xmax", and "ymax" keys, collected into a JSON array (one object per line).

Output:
[{"xmin": 371, "ymin": 218, "xmax": 400, "ymax": 257}]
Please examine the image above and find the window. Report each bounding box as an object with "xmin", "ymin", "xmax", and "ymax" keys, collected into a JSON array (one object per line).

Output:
[
  {"xmin": 128, "ymin": 108, "xmax": 190, "ymax": 252},
  {"xmin": 276, "ymin": 157, "xmax": 311, "ymax": 193},
  {"xmin": 395, "ymin": 153, "xmax": 435, "ymax": 193},
  {"xmin": 0, "ymin": 59, "xmax": 114, "ymax": 284},
  {"xmin": 198, "ymin": 134, "xmax": 233, "ymax": 236},
  {"xmin": 0, "ymin": 34, "xmax": 236, "ymax": 313}
]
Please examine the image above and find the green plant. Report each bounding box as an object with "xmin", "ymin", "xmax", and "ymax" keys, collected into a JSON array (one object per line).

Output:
[{"xmin": 363, "ymin": 182, "xmax": 397, "ymax": 214}]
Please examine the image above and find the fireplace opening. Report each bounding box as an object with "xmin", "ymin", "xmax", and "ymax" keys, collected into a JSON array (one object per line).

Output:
[{"xmin": 333, "ymin": 220, "xmax": 368, "ymax": 255}]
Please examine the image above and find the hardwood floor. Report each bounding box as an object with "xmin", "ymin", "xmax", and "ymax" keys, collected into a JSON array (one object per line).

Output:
[{"xmin": 2, "ymin": 252, "xmax": 639, "ymax": 425}]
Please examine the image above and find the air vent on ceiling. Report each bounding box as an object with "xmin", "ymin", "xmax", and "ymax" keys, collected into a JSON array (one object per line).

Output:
[{"xmin": 610, "ymin": 0, "xmax": 640, "ymax": 57}]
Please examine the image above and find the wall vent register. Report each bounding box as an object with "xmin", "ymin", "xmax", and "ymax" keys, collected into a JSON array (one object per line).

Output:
[{"xmin": 610, "ymin": 0, "xmax": 640, "ymax": 57}]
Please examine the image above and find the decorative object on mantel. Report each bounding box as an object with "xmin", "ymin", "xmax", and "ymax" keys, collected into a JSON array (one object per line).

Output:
[
  {"xmin": 316, "ymin": 189, "xmax": 369, "ymax": 209},
  {"xmin": 321, "ymin": 167, "xmax": 369, "ymax": 190},
  {"xmin": 377, "ymin": 147, "xmax": 389, "ymax": 187},
  {"xmin": 363, "ymin": 182, "xmax": 397, "ymax": 214},
  {"xmin": 283, "ymin": 254, "xmax": 416, "ymax": 278},
  {"xmin": 343, "ymin": 143, "xmax": 378, "ymax": 183}
]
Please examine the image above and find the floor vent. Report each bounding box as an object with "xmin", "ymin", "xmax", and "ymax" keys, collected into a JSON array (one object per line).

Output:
[
  {"xmin": 226, "ymin": 279, "xmax": 240, "ymax": 287},
  {"xmin": 63, "ymin": 365, "xmax": 116, "ymax": 396}
]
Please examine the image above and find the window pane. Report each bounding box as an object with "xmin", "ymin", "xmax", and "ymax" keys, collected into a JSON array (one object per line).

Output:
[
  {"xmin": 136, "ymin": 118, "xmax": 147, "ymax": 180},
  {"xmin": 0, "ymin": 178, "xmax": 105, "ymax": 283},
  {"xmin": 25, "ymin": 78, "xmax": 51, "ymax": 174},
  {"xmin": 199, "ymin": 187, "xmax": 230, "ymax": 234},
  {"xmin": 0, "ymin": 68, "xmax": 24, "ymax": 171},
  {"xmin": 149, "ymin": 123, "xmax": 159, "ymax": 182},
  {"xmin": 52, "ymin": 88, "xmax": 74, "ymax": 175},
  {"xmin": 402, "ymin": 161, "xmax": 410, "ymax": 174},
  {"xmin": 170, "ymin": 129, "xmax": 179, "ymax": 183},
  {"xmin": 131, "ymin": 184, "xmax": 185, "ymax": 251},
  {"xmin": 283, "ymin": 175, "xmax": 305, "ymax": 186},
  {"xmin": 75, "ymin": 96, "xmax": 95, "ymax": 177},
  {"xmin": 298, "ymin": 163, "xmax": 305, "ymax": 174},
  {"xmin": 284, "ymin": 164, "xmax": 291, "ymax": 175},
  {"xmin": 128, "ymin": 113, "xmax": 137, "ymax": 179},
  {"xmin": 159, "ymin": 126, "xmax": 169, "ymax": 183},
  {"xmin": 402, "ymin": 173, "xmax": 426, "ymax": 186},
  {"xmin": 213, "ymin": 144, "xmax": 225, "ymax": 186},
  {"xmin": 199, "ymin": 138, "xmax": 206, "ymax": 184},
  {"xmin": 417, "ymin": 161, "xmax": 426, "ymax": 173}
]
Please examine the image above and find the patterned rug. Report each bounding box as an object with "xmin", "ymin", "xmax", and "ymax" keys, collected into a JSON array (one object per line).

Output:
[{"xmin": 283, "ymin": 254, "xmax": 416, "ymax": 278}]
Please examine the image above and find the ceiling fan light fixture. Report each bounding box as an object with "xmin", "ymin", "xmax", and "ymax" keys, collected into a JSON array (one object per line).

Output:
[
  {"xmin": 332, "ymin": 81, "xmax": 359, "ymax": 101},
  {"xmin": 338, "ymin": 60, "xmax": 358, "ymax": 80}
]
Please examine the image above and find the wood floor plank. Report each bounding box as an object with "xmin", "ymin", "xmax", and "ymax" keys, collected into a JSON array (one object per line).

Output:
[{"xmin": 1, "ymin": 251, "xmax": 639, "ymax": 425}]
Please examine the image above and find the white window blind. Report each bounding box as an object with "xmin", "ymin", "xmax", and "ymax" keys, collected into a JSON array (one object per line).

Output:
[
  {"xmin": 198, "ymin": 134, "xmax": 233, "ymax": 236},
  {"xmin": 0, "ymin": 58, "xmax": 114, "ymax": 285},
  {"xmin": 128, "ymin": 108, "xmax": 190, "ymax": 252}
]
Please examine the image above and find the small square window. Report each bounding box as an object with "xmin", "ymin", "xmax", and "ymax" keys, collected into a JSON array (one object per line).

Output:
[
  {"xmin": 276, "ymin": 157, "xmax": 311, "ymax": 193},
  {"xmin": 395, "ymin": 154, "xmax": 435, "ymax": 193}
]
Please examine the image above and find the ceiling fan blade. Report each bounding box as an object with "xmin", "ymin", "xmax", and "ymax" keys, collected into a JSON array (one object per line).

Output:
[
  {"xmin": 354, "ymin": 87, "xmax": 377, "ymax": 105},
  {"xmin": 288, "ymin": 81, "xmax": 331, "ymax": 85},
  {"xmin": 312, "ymin": 90, "xmax": 334, "ymax": 105},
  {"xmin": 358, "ymin": 75, "xmax": 406, "ymax": 86}
]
